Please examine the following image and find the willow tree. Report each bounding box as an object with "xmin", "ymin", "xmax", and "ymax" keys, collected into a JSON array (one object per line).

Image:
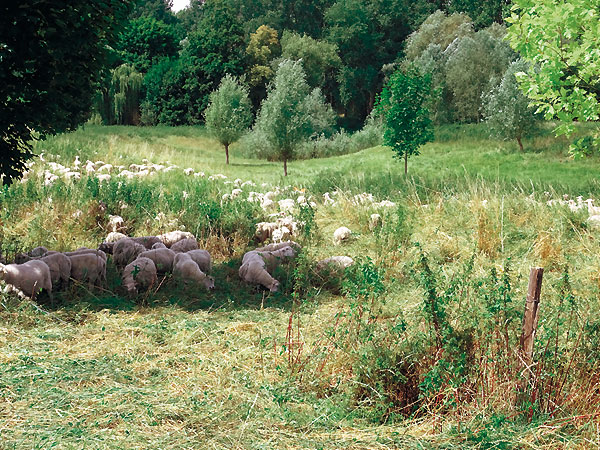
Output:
[
  {"xmin": 204, "ymin": 75, "xmax": 252, "ymax": 165},
  {"xmin": 253, "ymin": 59, "xmax": 334, "ymax": 176},
  {"xmin": 97, "ymin": 64, "xmax": 143, "ymax": 125}
]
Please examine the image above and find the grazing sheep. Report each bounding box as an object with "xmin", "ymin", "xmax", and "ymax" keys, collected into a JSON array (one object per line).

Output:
[
  {"xmin": 0, "ymin": 260, "xmax": 52, "ymax": 300},
  {"xmin": 122, "ymin": 257, "xmax": 157, "ymax": 295},
  {"xmin": 316, "ymin": 256, "xmax": 354, "ymax": 272},
  {"xmin": 107, "ymin": 215, "xmax": 125, "ymax": 232},
  {"xmin": 184, "ymin": 249, "xmax": 212, "ymax": 273},
  {"xmin": 139, "ymin": 248, "xmax": 176, "ymax": 274},
  {"xmin": 106, "ymin": 232, "xmax": 128, "ymax": 243},
  {"xmin": 68, "ymin": 253, "xmax": 106, "ymax": 288},
  {"xmin": 256, "ymin": 241, "xmax": 301, "ymax": 252},
  {"xmin": 170, "ymin": 238, "xmax": 198, "ymax": 253},
  {"xmin": 39, "ymin": 253, "xmax": 72, "ymax": 286},
  {"xmin": 159, "ymin": 230, "xmax": 195, "ymax": 247},
  {"xmin": 64, "ymin": 171, "xmax": 81, "ymax": 181},
  {"xmin": 29, "ymin": 246, "xmax": 48, "ymax": 258},
  {"xmin": 151, "ymin": 242, "xmax": 167, "ymax": 249},
  {"xmin": 278, "ymin": 199, "xmax": 295, "ymax": 212},
  {"xmin": 184, "ymin": 168, "xmax": 194, "ymax": 176},
  {"xmin": 272, "ymin": 226, "xmax": 291, "ymax": 243},
  {"xmin": 96, "ymin": 174, "xmax": 111, "ymax": 183},
  {"xmin": 130, "ymin": 236, "xmax": 162, "ymax": 249},
  {"xmin": 255, "ymin": 222, "xmax": 279, "ymax": 242},
  {"xmin": 64, "ymin": 248, "xmax": 107, "ymax": 262},
  {"xmin": 369, "ymin": 214, "xmax": 382, "ymax": 230},
  {"xmin": 333, "ymin": 227, "xmax": 352, "ymax": 245},
  {"xmin": 173, "ymin": 254, "xmax": 215, "ymax": 290},
  {"xmin": 113, "ymin": 238, "xmax": 146, "ymax": 267},
  {"xmin": 239, "ymin": 252, "xmax": 279, "ymax": 292}
]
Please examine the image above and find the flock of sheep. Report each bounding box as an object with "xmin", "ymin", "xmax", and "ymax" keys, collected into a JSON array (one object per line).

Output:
[{"xmin": 0, "ymin": 228, "xmax": 356, "ymax": 302}]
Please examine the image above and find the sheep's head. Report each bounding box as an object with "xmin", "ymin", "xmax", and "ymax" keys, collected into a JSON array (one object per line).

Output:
[
  {"xmin": 269, "ymin": 280, "xmax": 280, "ymax": 292},
  {"xmin": 98, "ymin": 242, "xmax": 114, "ymax": 254},
  {"xmin": 14, "ymin": 253, "xmax": 32, "ymax": 264},
  {"xmin": 203, "ymin": 275, "xmax": 215, "ymax": 291}
]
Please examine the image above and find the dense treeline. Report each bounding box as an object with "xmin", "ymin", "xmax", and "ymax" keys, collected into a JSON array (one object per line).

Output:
[{"xmin": 96, "ymin": 0, "xmax": 512, "ymax": 129}]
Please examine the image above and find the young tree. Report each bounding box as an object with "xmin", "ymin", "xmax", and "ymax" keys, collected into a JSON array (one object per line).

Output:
[
  {"xmin": 254, "ymin": 59, "xmax": 334, "ymax": 176},
  {"xmin": 96, "ymin": 64, "xmax": 144, "ymax": 125},
  {"xmin": 483, "ymin": 59, "xmax": 539, "ymax": 151},
  {"xmin": 375, "ymin": 67, "xmax": 433, "ymax": 174},
  {"xmin": 204, "ymin": 75, "xmax": 253, "ymax": 164},
  {"xmin": 0, "ymin": 1, "xmax": 133, "ymax": 183},
  {"xmin": 246, "ymin": 25, "xmax": 281, "ymax": 107},
  {"xmin": 506, "ymin": 0, "xmax": 600, "ymax": 156}
]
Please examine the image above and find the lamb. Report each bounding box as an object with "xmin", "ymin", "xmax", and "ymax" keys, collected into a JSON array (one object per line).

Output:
[
  {"xmin": 139, "ymin": 248, "xmax": 176, "ymax": 274},
  {"xmin": 39, "ymin": 253, "xmax": 72, "ymax": 286},
  {"xmin": 0, "ymin": 260, "xmax": 52, "ymax": 300},
  {"xmin": 173, "ymin": 253, "xmax": 215, "ymax": 290},
  {"xmin": 107, "ymin": 215, "xmax": 125, "ymax": 232},
  {"xmin": 113, "ymin": 238, "xmax": 146, "ymax": 267},
  {"xmin": 170, "ymin": 238, "xmax": 198, "ymax": 253},
  {"xmin": 184, "ymin": 249, "xmax": 212, "ymax": 273},
  {"xmin": 158, "ymin": 230, "xmax": 195, "ymax": 247},
  {"xmin": 68, "ymin": 253, "xmax": 106, "ymax": 288},
  {"xmin": 333, "ymin": 227, "xmax": 352, "ymax": 245},
  {"xmin": 122, "ymin": 257, "xmax": 157, "ymax": 295}
]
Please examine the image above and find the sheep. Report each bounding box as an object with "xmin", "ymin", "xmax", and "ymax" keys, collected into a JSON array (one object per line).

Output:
[
  {"xmin": 369, "ymin": 213, "xmax": 382, "ymax": 230},
  {"xmin": 107, "ymin": 215, "xmax": 125, "ymax": 232},
  {"xmin": 40, "ymin": 253, "xmax": 72, "ymax": 286},
  {"xmin": 239, "ymin": 252, "xmax": 280, "ymax": 292},
  {"xmin": 170, "ymin": 238, "xmax": 198, "ymax": 253},
  {"xmin": 254, "ymin": 246, "xmax": 296, "ymax": 272},
  {"xmin": 122, "ymin": 257, "xmax": 157, "ymax": 296},
  {"xmin": 29, "ymin": 246, "xmax": 49, "ymax": 258},
  {"xmin": 184, "ymin": 249, "xmax": 212, "ymax": 273},
  {"xmin": 113, "ymin": 238, "xmax": 146, "ymax": 267},
  {"xmin": 130, "ymin": 236, "xmax": 162, "ymax": 249},
  {"xmin": 68, "ymin": 253, "xmax": 106, "ymax": 288},
  {"xmin": 97, "ymin": 163, "xmax": 113, "ymax": 173},
  {"xmin": 333, "ymin": 227, "xmax": 352, "ymax": 245},
  {"xmin": 272, "ymin": 226, "xmax": 291, "ymax": 243},
  {"xmin": 256, "ymin": 241, "xmax": 301, "ymax": 252},
  {"xmin": 316, "ymin": 256, "xmax": 354, "ymax": 272},
  {"xmin": 184, "ymin": 168, "xmax": 194, "ymax": 176},
  {"xmin": 96, "ymin": 174, "xmax": 112, "ymax": 183},
  {"xmin": 152, "ymin": 242, "xmax": 167, "ymax": 249},
  {"xmin": 0, "ymin": 260, "xmax": 52, "ymax": 300},
  {"xmin": 159, "ymin": 230, "xmax": 195, "ymax": 247},
  {"xmin": 173, "ymin": 253, "xmax": 215, "ymax": 290},
  {"xmin": 278, "ymin": 199, "xmax": 295, "ymax": 212},
  {"xmin": 64, "ymin": 248, "xmax": 107, "ymax": 262},
  {"xmin": 106, "ymin": 231, "xmax": 128, "ymax": 243},
  {"xmin": 255, "ymin": 222, "xmax": 279, "ymax": 242},
  {"xmin": 139, "ymin": 248, "xmax": 176, "ymax": 274}
]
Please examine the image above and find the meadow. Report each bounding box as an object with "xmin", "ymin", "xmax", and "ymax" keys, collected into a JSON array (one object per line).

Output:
[{"xmin": 1, "ymin": 123, "xmax": 600, "ymax": 449}]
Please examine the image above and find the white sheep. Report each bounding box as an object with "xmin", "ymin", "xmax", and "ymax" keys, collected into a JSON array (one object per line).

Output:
[
  {"xmin": 255, "ymin": 222, "xmax": 279, "ymax": 242},
  {"xmin": 96, "ymin": 174, "xmax": 111, "ymax": 183},
  {"xmin": 64, "ymin": 171, "xmax": 81, "ymax": 181},
  {"xmin": 113, "ymin": 238, "xmax": 146, "ymax": 266},
  {"xmin": 106, "ymin": 232, "xmax": 128, "ymax": 243},
  {"xmin": 130, "ymin": 236, "xmax": 162, "ymax": 249},
  {"xmin": 170, "ymin": 238, "xmax": 198, "ymax": 253},
  {"xmin": 139, "ymin": 248, "xmax": 176, "ymax": 274},
  {"xmin": 184, "ymin": 249, "xmax": 212, "ymax": 273},
  {"xmin": 0, "ymin": 260, "xmax": 52, "ymax": 300},
  {"xmin": 369, "ymin": 213, "xmax": 382, "ymax": 230},
  {"xmin": 173, "ymin": 253, "xmax": 215, "ymax": 290},
  {"xmin": 256, "ymin": 241, "xmax": 301, "ymax": 252},
  {"xmin": 64, "ymin": 248, "xmax": 107, "ymax": 262},
  {"xmin": 333, "ymin": 227, "xmax": 352, "ymax": 245},
  {"xmin": 184, "ymin": 168, "xmax": 194, "ymax": 176},
  {"xmin": 40, "ymin": 253, "xmax": 72, "ymax": 286},
  {"xmin": 97, "ymin": 164, "xmax": 113, "ymax": 173},
  {"xmin": 159, "ymin": 230, "xmax": 195, "ymax": 247},
  {"xmin": 151, "ymin": 242, "xmax": 167, "ymax": 249},
  {"xmin": 278, "ymin": 199, "xmax": 295, "ymax": 212},
  {"xmin": 107, "ymin": 215, "xmax": 125, "ymax": 232},
  {"xmin": 68, "ymin": 253, "xmax": 106, "ymax": 288},
  {"xmin": 122, "ymin": 257, "xmax": 157, "ymax": 295},
  {"xmin": 239, "ymin": 252, "xmax": 280, "ymax": 292},
  {"xmin": 272, "ymin": 226, "xmax": 291, "ymax": 243},
  {"xmin": 316, "ymin": 256, "xmax": 354, "ymax": 272}
]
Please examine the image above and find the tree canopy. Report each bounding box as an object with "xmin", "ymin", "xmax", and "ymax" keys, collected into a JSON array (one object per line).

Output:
[{"xmin": 0, "ymin": 1, "xmax": 133, "ymax": 183}]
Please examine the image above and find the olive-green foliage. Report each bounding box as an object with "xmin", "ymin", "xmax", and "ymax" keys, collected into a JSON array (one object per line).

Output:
[
  {"xmin": 96, "ymin": 64, "xmax": 144, "ymax": 126},
  {"xmin": 246, "ymin": 25, "xmax": 281, "ymax": 107},
  {"xmin": 116, "ymin": 16, "xmax": 180, "ymax": 73},
  {"xmin": 253, "ymin": 60, "xmax": 335, "ymax": 175},
  {"xmin": 376, "ymin": 67, "xmax": 433, "ymax": 173},
  {"xmin": 506, "ymin": 0, "xmax": 600, "ymax": 157},
  {"xmin": 204, "ymin": 75, "xmax": 253, "ymax": 164},
  {"xmin": 483, "ymin": 59, "xmax": 540, "ymax": 151},
  {"xmin": 278, "ymin": 31, "xmax": 341, "ymax": 97},
  {"xmin": 0, "ymin": 1, "xmax": 134, "ymax": 183}
]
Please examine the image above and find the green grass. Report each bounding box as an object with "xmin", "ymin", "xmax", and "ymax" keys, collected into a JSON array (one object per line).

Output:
[{"xmin": 1, "ymin": 123, "xmax": 600, "ymax": 449}]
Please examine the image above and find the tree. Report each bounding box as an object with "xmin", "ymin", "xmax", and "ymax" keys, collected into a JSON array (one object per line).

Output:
[
  {"xmin": 96, "ymin": 64, "xmax": 144, "ymax": 125},
  {"xmin": 0, "ymin": 1, "xmax": 133, "ymax": 183},
  {"xmin": 506, "ymin": 0, "xmax": 600, "ymax": 156},
  {"xmin": 116, "ymin": 16, "xmax": 180, "ymax": 72},
  {"xmin": 253, "ymin": 60, "xmax": 334, "ymax": 175},
  {"xmin": 204, "ymin": 75, "xmax": 253, "ymax": 164},
  {"xmin": 375, "ymin": 67, "xmax": 433, "ymax": 174},
  {"xmin": 246, "ymin": 25, "xmax": 281, "ymax": 107},
  {"xmin": 483, "ymin": 60, "xmax": 539, "ymax": 151}
]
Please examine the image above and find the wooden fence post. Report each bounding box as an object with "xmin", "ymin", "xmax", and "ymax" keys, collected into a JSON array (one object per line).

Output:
[{"xmin": 520, "ymin": 267, "xmax": 544, "ymax": 363}]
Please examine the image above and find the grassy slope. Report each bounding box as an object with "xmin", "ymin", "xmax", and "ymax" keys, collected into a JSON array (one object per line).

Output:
[{"xmin": 1, "ymin": 124, "xmax": 600, "ymax": 449}]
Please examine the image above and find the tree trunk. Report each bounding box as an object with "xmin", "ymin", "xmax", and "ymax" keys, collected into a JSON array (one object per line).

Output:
[
  {"xmin": 225, "ymin": 143, "xmax": 229, "ymax": 165},
  {"xmin": 284, "ymin": 159, "xmax": 288, "ymax": 176},
  {"xmin": 404, "ymin": 152, "xmax": 408, "ymax": 175},
  {"xmin": 517, "ymin": 136, "xmax": 524, "ymax": 152}
]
